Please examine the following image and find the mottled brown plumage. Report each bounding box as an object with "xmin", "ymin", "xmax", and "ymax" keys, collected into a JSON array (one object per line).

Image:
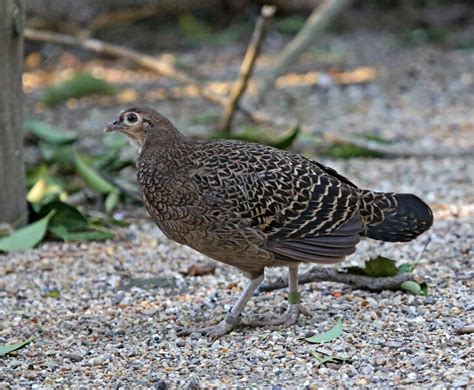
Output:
[{"xmin": 104, "ymin": 106, "xmax": 433, "ymax": 337}]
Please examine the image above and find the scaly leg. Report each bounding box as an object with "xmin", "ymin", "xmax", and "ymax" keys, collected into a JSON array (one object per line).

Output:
[
  {"xmin": 178, "ymin": 274, "xmax": 264, "ymax": 338},
  {"xmin": 248, "ymin": 265, "xmax": 311, "ymax": 327}
]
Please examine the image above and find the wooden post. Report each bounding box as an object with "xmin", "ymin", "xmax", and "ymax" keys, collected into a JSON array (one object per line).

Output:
[{"xmin": 0, "ymin": 0, "xmax": 27, "ymax": 225}]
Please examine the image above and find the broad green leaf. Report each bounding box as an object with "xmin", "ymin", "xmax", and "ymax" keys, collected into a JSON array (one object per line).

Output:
[
  {"xmin": 306, "ymin": 319, "xmax": 343, "ymax": 344},
  {"xmin": 42, "ymin": 72, "xmax": 116, "ymax": 106},
  {"xmin": 0, "ymin": 211, "xmax": 55, "ymax": 253},
  {"xmin": 24, "ymin": 120, "xmax": 77, "ymax": 144},
  {"xmin": 105, "ymin": 190, "xmax": 120, "ymax": 213},
  {"xmin": 398, "ymin": 263, "xmax": 417, "ymax": 274},
  {"xmin": 401, "ymin": 281, "xmax": 421, "ymax": 295},
  {"xmin": 271, "ymin": 126, "xmax": 300, "ymax": 150},
  {"xmin": 365, "ymin": 256, "xmax": 399, "ymax": 277},
  {"xmin": 49, "ymin": 225, "xmax": 114, "ymax": 242},
  {"xmin": 74, "ymin": 153, "xmax": 115, "ymax": 194},
  {"xmin": 0, "ymin": 337, "xmax": 36, "ymax": 357},
  {"xmin": 39, "ymin": 201, "xmax": 88, "ymax": 230},
  {"xmin": 401, "ymin": 281, "xmax": 428, "ymax": 296}
]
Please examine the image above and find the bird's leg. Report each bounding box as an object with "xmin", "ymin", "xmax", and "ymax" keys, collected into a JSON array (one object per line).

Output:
[
  {"xmin": 248, "ymin": 265, "xmax": 311, "ymax": 327},
  {"xmin": 178, "ymin": 274, "xmax": 264, "ymax": 338}
]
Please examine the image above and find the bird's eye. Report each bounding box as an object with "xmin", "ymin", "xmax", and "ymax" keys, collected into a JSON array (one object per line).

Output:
[{"xmin": 125, "ymin": 113, "xmax": 138, "ymax": 124}]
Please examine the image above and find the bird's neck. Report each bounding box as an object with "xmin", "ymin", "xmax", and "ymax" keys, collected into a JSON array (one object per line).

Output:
[{"xmin": 138, "ymin": 129, "xmax": 192, "ymax": 171}]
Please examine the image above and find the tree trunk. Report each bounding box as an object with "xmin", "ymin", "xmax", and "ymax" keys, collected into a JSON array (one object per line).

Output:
[{"xmin": 0, "ymin": 0, "xmax": 27, "ymax": 225}]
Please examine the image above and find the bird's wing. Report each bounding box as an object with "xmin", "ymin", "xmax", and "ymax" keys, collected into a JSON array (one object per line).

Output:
[{"xmin": 189, "ymin": 141, "xmax": 362, "ymax": 263}]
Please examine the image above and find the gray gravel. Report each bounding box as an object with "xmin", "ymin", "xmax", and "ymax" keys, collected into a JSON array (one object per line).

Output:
[{"xmin": 2, "ymin": 23, "xmax": 474, "ymax": 388}]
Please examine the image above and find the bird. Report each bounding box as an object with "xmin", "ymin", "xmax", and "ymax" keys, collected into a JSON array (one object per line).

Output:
[{"xmin": 104, "ymin": 106, "xmax": 433, "ymax": 338}]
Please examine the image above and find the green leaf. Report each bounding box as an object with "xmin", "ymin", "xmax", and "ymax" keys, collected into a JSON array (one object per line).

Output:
[
  {"xmin": 42, "ymin": 72, "xmax": 116, "ymax": 106},
  {"xmin": 419, "ymin": 283, "xmax": 429, "ymax": 296},
  {"xmin": 398, "ymin": 263, "xmax": 417, "ymax": 274},
  {"xmin": 319, "ymin": 141, "xmax": 385, "ymax": 159},
  {"xmin": 306, "ymin": 319, "xmax": 343, "ymax": 344},
  {"xmin": 0, "ymin": 337, "xmax": 36, "ymax": 357},
  {"xmin": 74, "ymin": 153, "xmax": 116, "ymax": 194},
  {"xmin": 0, "ymin": 211, "xmax": 55, "ymax": 253},
  {"xmin": 24, "ymin": 120, "xmax": 77, "ymax": 144},
  {"xmin": 39, "ymin": 201, "xmax": 89, "ymax": 230},
  {"xmin": 365, "ymin": 256, "xmax": 399, "ymax": 277},
  {"xmin": 48, "ymin": 225, "xmax": 114, "ymax": 242},
  {"xmin": 401, "ymin": 281, "xmax": 421, "ymax": 295},
  {"xmin": 401, "ymin": 281, "xmax": 428, "ymax": 296},
  {"xmin": 271, "ymin": 126, "xmax": 300, "ymax": 150},
  {"xmin": 46, "ymin": 289, "xmax": 60, "ymax": 299},
  {"xmin": 105, "ymin": 190, "xmax": 120, "ymax": 213},
  {"xmin": 38, "ymin": 143, "xmax": 75, "ymax": 169}
]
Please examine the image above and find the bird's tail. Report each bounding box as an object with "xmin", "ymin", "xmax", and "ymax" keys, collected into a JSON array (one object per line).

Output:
[{"xmin": 358, "ymin": 190, "xmax": 433, "ymax": 242}]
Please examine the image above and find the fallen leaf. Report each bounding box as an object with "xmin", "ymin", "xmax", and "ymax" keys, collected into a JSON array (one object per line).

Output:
[
  {"xmin": 401, "ymin": 280, "xmax": 421, "ymax": 295},
  {"xmin": 365, "ymin": 256, "xmax": 399, "ymax": 277},
  {"xmin": 0, "ymin": 211, "xmax": 55, "ymax": 253},
  {"xmin": 0, "ymin": 337, "xmax": 35, "ymax": 357},
  {"xmin": 306, "ymin": 319, "xmax": 343, "ymax": 344}
]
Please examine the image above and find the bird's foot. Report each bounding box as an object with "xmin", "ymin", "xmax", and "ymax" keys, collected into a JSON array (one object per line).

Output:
[
  {"xmin": 246, "ymin": 304, "xmax": 311, "ymax": 327},
  {"xmin": 177, "ymin": 313, "xmax": 239, "ymax": 339}
]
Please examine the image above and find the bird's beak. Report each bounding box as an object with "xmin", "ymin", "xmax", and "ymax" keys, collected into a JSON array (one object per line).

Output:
[
  {"xmin": 103, "ymin": 123, "xmax": 121, "ymax": 133},
  {"xmin": 104, "ymin": 112, "xmax": 124, "ymax": 133}
]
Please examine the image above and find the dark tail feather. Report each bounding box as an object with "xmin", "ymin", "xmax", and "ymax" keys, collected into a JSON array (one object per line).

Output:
[{"xmin": 360, "ymin": 191, "xmax": 433, "ymax": 242}]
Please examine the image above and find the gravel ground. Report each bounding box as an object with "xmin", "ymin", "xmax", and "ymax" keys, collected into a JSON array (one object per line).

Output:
[{"xmin": 2, "ymin": 22, "xmax": 474, "ymax": 388}]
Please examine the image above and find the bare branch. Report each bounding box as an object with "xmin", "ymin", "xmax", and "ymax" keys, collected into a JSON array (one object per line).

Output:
[
  {"xmin": 255, "ymin": 0, "xmax": 350, "ymax": 101},
  {"xmin": 260, "ymin": 266, "xmax": 419, "ymax": 292},
  {"xmin": 23, "ymin": 27, "xmax": 225, "ymax": 106},
  {"xmin": 220, "ymin": 5, "xmax": 276, "ymax": 134}
]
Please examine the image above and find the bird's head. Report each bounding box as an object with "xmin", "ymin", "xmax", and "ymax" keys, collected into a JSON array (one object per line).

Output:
[{"xmin": 104, "ymin": 106, "xmax": 180, "ymax": 150}]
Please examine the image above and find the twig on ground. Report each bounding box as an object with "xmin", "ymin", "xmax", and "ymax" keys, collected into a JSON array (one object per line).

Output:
[
  {"xmin": 220, "ymin": 5, "xmax": 275, "ymax": 134},
  {"xmin": 259, "ymin": 266, "xmax": 419, "ymax": 292},
  {"xmin": 254, "ymin": 0, "xmax": 350, "ymax": 101}
]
